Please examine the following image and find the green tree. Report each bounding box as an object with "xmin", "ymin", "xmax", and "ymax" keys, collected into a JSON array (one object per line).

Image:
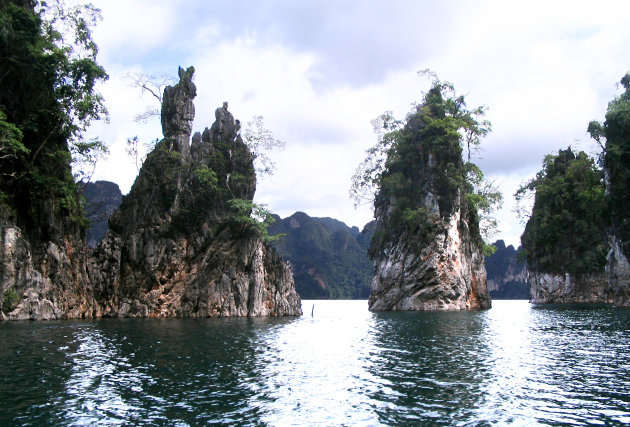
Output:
[
  {"xmin": 226, "ymin": 198, "xmax": 281, "ymax": 243},
  {"xmin": 515, "ymin": 148, "xmax": 607, "ymax": 276},
  {"xmin": 0, "ymin": 0, "xmax": 108, "ymax": 239},
  {"xmin": 588, "ymin": 72, "xmax": 630, "ymax": 257},
  {"xmin": 351, "ymin": 72, "xmax": 501, "ymax": 257}
]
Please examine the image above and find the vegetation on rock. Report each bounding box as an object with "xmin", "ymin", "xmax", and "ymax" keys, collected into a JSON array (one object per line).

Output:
[
  {"xmin": 351, "ymin": 72, "xmax": 501, "ymax": 258},
  {"xmin": 589, "ymin": 72, "xmax": 630, "ymax": 259},
  {"xmin": 1, "ymin": 287, "xmax": 19, "ymax": 313},
  {"xmin": 0, "ymin": 0, "xmax": 107, "ymax": 241},
  {"xmin": 90, "ymin": 69, "xmax": 302, "ymax": 318},
  {"xmin": 516, "ymin": 148, "xmax": 607, "ymax": 277}
]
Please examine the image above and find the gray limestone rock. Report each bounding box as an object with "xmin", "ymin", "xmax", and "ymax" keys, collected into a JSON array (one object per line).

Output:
[
  {"xmin": 161, "ymin": 66, "xmax": 196, "ymax": 159},
  {"xmin": 529, "ymin": 271, "xmax": 611, "ymax": 304},
  {"xmin": 93, "ymin": 66, "xmax": 299, "ymax": 318},
  {"xmin": 607, "ymin": 235, "xmax": 630, "ymax": 307},
  {"xmin": 1, "ymin": 66, "xmax": 301, "ymax": 320},
  {"xmin": 369, "ymin": 209, "xmax": 490, "ymax": 311},
  {"xmin": 367, "ymin": 100, "xmax": 491, "ymax": 311},
  {"xmin": 1, "ymin": 221, "xmax": 96, "ymax": 320}
]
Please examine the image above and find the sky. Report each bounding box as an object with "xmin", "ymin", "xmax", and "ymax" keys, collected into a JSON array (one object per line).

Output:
[{"xmin": 85, "ymin": 0, "xmax": 630, "ymax": 247}]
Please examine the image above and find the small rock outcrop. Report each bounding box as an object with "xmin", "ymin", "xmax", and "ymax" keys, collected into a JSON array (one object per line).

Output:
[{"xmin": 1, "ymin": 66, "xmax": 301, "ymax": 319}]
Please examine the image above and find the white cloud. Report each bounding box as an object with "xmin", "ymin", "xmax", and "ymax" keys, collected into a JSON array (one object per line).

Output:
[
  {"xmin": 92, "ymin": 0, "xmax": 177, "ymax": 62},
  {"xmin": 85, "ymin": 0, "xmax": 630, "ymax": 246}
]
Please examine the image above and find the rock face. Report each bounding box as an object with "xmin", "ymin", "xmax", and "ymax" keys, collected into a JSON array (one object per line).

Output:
[
  {"xmin": 0, "ymin": 217, "xmax": 94, "ymax": 320},
  {"xmin": 367, "ymin": 85, "xmax": 491, "ymax": 312},
  {"xmin": 607, "ymin": 236, "xmax": 630, "ymax": 306},
  {"xmin": 1, "ymin": 66, "xmax": 301, "ymax": 319},
  {"xmin": 529, "ymin": 271, "xmax": 611, "ymax": 304},
  {"xmin": 369, "ymin": 207, "xmax": 490, "ymax": 311}
]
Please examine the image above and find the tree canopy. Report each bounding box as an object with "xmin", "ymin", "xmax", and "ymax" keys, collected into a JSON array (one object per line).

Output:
[
  {"xmin": 588, "ymin": 72, "xmax": 630, "ymax": 257},
  {"xmin": 351, "ymin": 72, "xmax": 501, "ymax": 257},
  {"xmin": 516, "ymin": 148, "xmax": 607, "ymax": 277},
  {"xmin": 0, "ymin": 0, "xmax": 108, "ymax": 240}
]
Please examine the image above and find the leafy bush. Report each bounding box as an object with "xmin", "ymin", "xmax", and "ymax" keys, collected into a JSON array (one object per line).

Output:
[
  {"xmin": 227, "ymin": 199, "xmax": 279, "ymax": 243},
  {"xmin": 2, "ymin": 288, "xmax": 19, "ymax": 313}
]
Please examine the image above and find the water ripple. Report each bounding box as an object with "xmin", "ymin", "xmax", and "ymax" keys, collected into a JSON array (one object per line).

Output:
[{"xmin": 1, "ymin": 301, "xmax": 630, "ymax": 425}]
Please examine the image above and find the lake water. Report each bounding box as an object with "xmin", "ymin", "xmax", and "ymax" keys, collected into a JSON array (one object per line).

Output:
[{"xmin": 1, "ymin": 300, "xmax": 630, "ymax": 425}]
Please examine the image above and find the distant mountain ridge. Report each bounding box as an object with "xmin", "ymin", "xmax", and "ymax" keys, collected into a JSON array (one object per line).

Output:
[
  {"xmin": 268, "ymin": 212, "xmax": 374, "ymax": 299},
  {"xmin": 485, "ymin": 240, "xmax": 529, "ymax": 299},
  {"xmin": 83, "ymin": 181, "xmax": 123, "ymax": 248}
]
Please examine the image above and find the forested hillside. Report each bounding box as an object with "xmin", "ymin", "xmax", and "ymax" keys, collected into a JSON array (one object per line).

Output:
[
  {"xmin": 485, "ymin": 240, "xmax": 528, "ymax": 299},
  {"xmin": 269, "ymin": 212, "xmax": 374, "ymax": 299}
]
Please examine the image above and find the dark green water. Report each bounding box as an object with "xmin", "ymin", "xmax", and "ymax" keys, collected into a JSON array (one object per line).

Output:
[{"xmin": 1, "ymin": 300, "xmax": 629, "ymax": 425}]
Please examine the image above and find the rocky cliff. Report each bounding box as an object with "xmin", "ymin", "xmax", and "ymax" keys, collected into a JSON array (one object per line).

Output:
[
  {"xmin": 518, "ymin": 148, "xmax": 611, "ymax": 305},
  {"xmin": 367, "ymin": 84, "xmax": 491, "ymax": 311},
  {"xmin": 0, "ymin": 213, "xmax": 94, "ymax": 320},
  {"xmin": 607, "ymin": 233, "xmax": 630, "ymax": 306},
  {"xmin": 369, "ymin": 208, "xmax": 490, "ymax": 311},
  {"xmin": 1, "ymin": 66, "xmax": 301, "ymax": 319},
  {"xmin": 529, "ymin": 271, "xmax": 611, "ymax": 304}
]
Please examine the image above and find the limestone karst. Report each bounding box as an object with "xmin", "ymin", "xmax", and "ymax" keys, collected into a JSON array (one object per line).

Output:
[
  {"xmin": 365, "ymin": 82, "xmax": 492, "ymax": 311},
  {"xmin": 1, "ymin": 67, "xmax": 302, "ymax": 319}
]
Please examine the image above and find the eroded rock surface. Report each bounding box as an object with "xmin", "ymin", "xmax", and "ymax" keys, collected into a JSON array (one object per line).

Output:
[
  {"xmin": 1, "ymin": 66, "xmax": 301, "ymax": 319},
  {"xmin": 367, "ymin": 87, "xmax": 491, "ymax": 311},
  {"xmin": 369, "ymin": 206, "xmax": 490, "ymax": 311},
  {"xmin": 607, "ymin": 236, "xmax": 630, "ymax": 307},
  {"xmin": 529, "ymin": 271, "xmax": 611, "ymax": 304}
]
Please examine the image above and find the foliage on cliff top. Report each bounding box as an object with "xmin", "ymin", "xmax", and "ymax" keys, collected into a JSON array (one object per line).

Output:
[
  {"xmin": 516, "ymin": 147, "xmax": 607, "ymax": 277},
  {"xmin": 588, "ymin": 72, "xmax": 630, "ymax": 258},
  {"xmin": 351, "ymin": 71, "xmax": 500, "ymax": 258},
  {"xmin": 0, "ymin": 0, "xmax": 107, "ymax": 240}
]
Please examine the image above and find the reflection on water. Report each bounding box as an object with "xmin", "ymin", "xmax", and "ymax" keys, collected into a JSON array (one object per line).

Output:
[{"xmin": 1, "ymin": 301, "xmax": 629, "ymax": 425}]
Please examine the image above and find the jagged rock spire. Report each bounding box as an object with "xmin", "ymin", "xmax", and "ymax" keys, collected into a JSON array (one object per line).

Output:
[{"xmin": 161, "ymin": 66, "xmax": 196, "ymax": 159}]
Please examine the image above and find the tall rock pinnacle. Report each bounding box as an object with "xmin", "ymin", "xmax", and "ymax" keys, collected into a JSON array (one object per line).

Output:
[{"xmin": 161, "ymin": 66, "xmax": 196, "ymax": 159}]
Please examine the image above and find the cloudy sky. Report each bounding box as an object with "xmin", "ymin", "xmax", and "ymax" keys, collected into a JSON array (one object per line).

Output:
[{"xmin": 86, "ymin": 0, "xmax": 630, "ymax": 247}]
